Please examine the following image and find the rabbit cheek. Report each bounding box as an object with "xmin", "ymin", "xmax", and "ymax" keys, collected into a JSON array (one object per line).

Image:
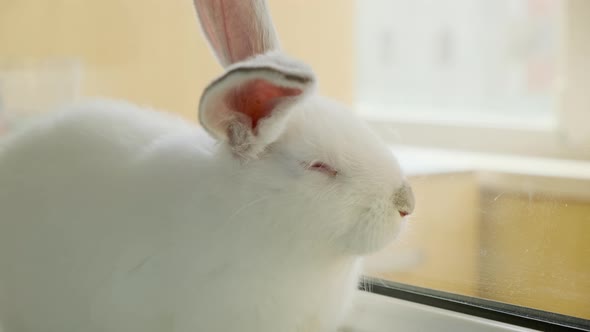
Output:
[{"xmin": 339, "ymin": 201, "xmax": 401, "ymax": 255}]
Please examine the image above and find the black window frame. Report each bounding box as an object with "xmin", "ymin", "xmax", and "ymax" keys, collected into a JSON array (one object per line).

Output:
[{"xmin": 360, "ymin": 277, "xmax": 590, "ymax": 332}]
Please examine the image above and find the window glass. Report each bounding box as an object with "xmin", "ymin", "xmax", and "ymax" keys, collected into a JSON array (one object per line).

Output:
[
  {"xmin": 365, "ymin": 151, "xmax": 590, "ymax": 320},
  {"xmin": 357, "ymin": 0, "xmax": 590, "ymax": 321},
  {"xmin": 356, "ymin": 0, "xmax": 561, "ymax": 126}
]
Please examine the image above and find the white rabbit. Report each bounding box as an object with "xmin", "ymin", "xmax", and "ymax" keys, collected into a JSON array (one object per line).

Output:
[{"xmin": 0, "ymin": 0, "xmax": 414, "ymax": 331}]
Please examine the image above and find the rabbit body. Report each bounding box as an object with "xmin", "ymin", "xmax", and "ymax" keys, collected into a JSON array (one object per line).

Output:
[
  {"xmin": 0, "ymin": 98, "xmax": 378, "ymax": 332},
  {"xmin": 0, "ymin": 1, "xmax": 415, "ymax": 331}
]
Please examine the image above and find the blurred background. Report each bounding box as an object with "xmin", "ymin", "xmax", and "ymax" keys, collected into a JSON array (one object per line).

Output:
[
  {"xmin": 357, "ymin": 0, "xmax": 560, "ymax": 125},
  {"xmin": 0, "ymin": 0, "xmax": 353, "ymax": 126},
  {"xmin": 0, "ymin": 0, "xmax": 588, "ymax": 321}
]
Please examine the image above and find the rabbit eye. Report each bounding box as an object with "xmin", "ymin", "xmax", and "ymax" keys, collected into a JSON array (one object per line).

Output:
[{"xmin": 306, "ymin": 161, "xmax": 338, "ymax": 177}]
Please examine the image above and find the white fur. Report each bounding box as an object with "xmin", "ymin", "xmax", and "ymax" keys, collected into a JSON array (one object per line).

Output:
[
  {"xmin": 0, "ymin": 93, "xmax": 409, "ymax": 332},
  {"xmin": 0, "ymin": 0, "xmax": 413, "ymax": 330}
]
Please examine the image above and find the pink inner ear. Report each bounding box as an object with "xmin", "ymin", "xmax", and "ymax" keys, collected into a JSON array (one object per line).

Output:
[{"xmin": 226, "ymin": 79, "xmax": 302, "ymax": 131}]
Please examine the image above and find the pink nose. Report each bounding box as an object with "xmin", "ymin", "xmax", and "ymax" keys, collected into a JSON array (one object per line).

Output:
[{"xmin": 393, "ymin": 181, "xmax": 415, "ymax": 218}]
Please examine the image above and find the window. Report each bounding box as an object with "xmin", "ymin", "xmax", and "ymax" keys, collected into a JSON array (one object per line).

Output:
[
  {"xmin": 355, "ymin": 0, "xmax": 590, "ymax": 329},
  {"xmin": 356, "ymin": 0, "xmax": 561, "ymax": 127},
  {"xmin": 356, "ymin": 0, "xmax": 590, "ymax": 160},
  {"xmin": 362, "ymin": 150, "xmax": 590, "ymax": 326}
]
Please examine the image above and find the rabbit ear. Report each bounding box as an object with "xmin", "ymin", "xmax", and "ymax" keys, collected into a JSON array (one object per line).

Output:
[
  {"xmin": 199, "ymin": 55, "xmax": 315, "ymax": 158},
  {"xmin": 193, "ymin": 0, "xmax": 280, "ymax": 67}
]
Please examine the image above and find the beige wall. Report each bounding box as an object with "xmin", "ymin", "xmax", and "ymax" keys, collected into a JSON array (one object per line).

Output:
[{"xmin": 0, "ymin": 0, "xmax": 354, "ymax": 121}]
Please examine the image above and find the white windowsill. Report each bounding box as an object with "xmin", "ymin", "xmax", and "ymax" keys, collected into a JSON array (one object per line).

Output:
[
  {"xmin": 393, "ymin": 145, "xmax": 590, "ymax": 200},
  {"xmin": 342, "ymin": 291, "xmax": 536, "ymax": 332},
  {"xmin": 365, "ymin": 118, "xmax": 590, "ymax": 160},
  {"xmin": 359, "ymin": 105, "xmax": 556, "ymax": 132},
  {"xmin": 393, "ymin": 145, "xmax": 590, "ymax": 180}
]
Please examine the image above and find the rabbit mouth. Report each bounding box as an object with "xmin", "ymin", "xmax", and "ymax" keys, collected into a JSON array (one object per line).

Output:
[{"xmin": 336, "ymin": 205, "xmax": 402, "ymax": 256}]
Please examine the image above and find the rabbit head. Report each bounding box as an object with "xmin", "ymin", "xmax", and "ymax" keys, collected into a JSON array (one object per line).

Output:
[{"xmin": 194, "ymin": 0, "xmax": 414, "ymax": 255}]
